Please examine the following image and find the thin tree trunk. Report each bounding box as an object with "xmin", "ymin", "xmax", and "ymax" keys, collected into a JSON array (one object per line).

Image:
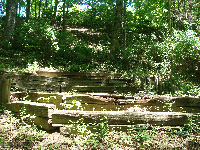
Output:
[
  {"xmin": 52, "ymin": 0, "xmax": 58, "ymax": 25},
  {"xmin": 122, "ymin": 0, "xmax": 126, "ymax": 50},
  {"xmin": 43, "ymin": 0, "xmax": 47, "ymax": 18},
  {"xmin": 178, "ymin": 0, "xmax": 180, "ymax": 11},
  {"xmin": 16, "ymin": 0, "xmax": 18, "ymax": 17},
  {"xmin": 26, "ymin": 0, "xmax": 31, "ymax": 22},
  {"xmin": 168, "ymin": 0, "xmax": 172, "ymax": 35},
  {"xmin": 62, "ymin": 0, "xmax": 66, "ymax": 32},
  {"xmin": 110, "ymin": 0, "xmax": 123, "ymax": 60},
  {"xmin": 16, "ymin": 0, "xmax": 21, "ymax": 27},
  {"xmin": 45, "ymin": 0, "xmax": 48, "ymax": 9},
  {"xmin": 35, "ymin": 0, "xmax": 37, "ymax": 18},
  {"xmin": 39, "ymin": 0, "xmax": 41, "ymax": 18},
  {"xmin": 4, "ymin": 0, "xmax": 17, "ymax": 41},
  {"xmin": 167, "ymin": 0, "xmax": 173, "ymax": 93},
  {"xmin": 18, "ymin": 0, "xmax": 21, "ymax": 17}
]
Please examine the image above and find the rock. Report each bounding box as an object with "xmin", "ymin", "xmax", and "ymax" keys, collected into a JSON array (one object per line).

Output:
[{"xmin": 173, "ymin": 97, "xmax": 200, "ymax": 107}]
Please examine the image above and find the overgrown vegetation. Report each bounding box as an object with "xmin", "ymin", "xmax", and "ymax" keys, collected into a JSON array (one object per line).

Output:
[
  {"xmin": 0, "ymin": 1, "xmax": 199, "ymax": 148},
  {"xmin": 0, "ymin": 0, "xmax": 199, "ymax": 95},
  {"xmin": 0, "ymin": 104, "xmax": 199, "ymax": 149}
]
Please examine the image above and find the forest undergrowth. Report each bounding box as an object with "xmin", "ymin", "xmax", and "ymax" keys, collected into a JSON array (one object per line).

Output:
[{"xmin": 0, "ymin": 106, "xmax": 199, "ymax": 149}]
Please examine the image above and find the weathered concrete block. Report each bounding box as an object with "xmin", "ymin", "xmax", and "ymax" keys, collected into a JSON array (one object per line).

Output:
[
  {"xmin": 0, "ymin": 74, "xmax": 11, "ymax": 106},
  {"xmin": 62, "ymin": 86, "xmax": 137, "ymax": 93},
  {"xmin": 173, "ymin": 97, "xmax": 200, "ymax": 107},
  {"xmin": 12, "ymin": 92, "xmax": 63, "ymax": 109},
  {"xmin": 33, "ymin": 103, "xmax": 56, "ymax": 118},
  {"xmin": 11, "ymin": 92, "xmax": 27, "ymax": 99},
  {"xmin": 5, "ymin": 101, "xmax": 56, "ymax": 118},
  {"xmin": 5, "ymin": 101, "xmax": 31, "ymax": 112},
  {"xmin": 36, "ymin": 94, "xmax": 63, "ymax": 110},
  {"xmin": 9, "ymin": 110, "xmax": 58, "ymax": 131},
  {"xmin": 52, "ymin": 110, "xmax": 195, "ymax": 126},
  {"xmin": 30, "ymin": 116, "xmax": 58, "ymax": 131}
]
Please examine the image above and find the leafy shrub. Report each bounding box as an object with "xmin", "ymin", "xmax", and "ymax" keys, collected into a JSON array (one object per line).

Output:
[
  {"xmin": 157, "ymin": 30, "xmax": 200, "ymax": 84},
  {"xmin": 72, "ymin": 44, "xmax": 93, "ymax": 65},
  {"xmin": 12, "ymin": 20, "xmax": 58, "ymax": 66},
  {"xmin": 55, "ymin": 41, "xmax": 94, "ymax": 71},
  {"xmin": 55, "ymin": 47, "xmax": 72, "ymax": 65}
]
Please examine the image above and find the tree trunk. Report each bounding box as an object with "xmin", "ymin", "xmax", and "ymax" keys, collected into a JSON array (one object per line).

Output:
[
  {"xmin": 168, "ymin": 0, "xmax": 174, "ymax": 93},
  {"xmin": 62, "ymin": 0, "xmax": 66, "ymax": 32},
  {"xmin": 16, "ymin": 0, "xmax": 18, "ymax": 17},
  {"xmin": 35, "ymin": 0, "xmax": 37, "ymax": 18},
  {"xmin": 18, "ymin": 0, "xmax": 21, "ymax": 17},
  {"xmin": 52, "ymin": 0, "xmax": 59, "ymax": 25},
  {"xmin": 26, "ymin": 0, "xmax": 31, "ymax": 22},
  {"xmin": 121, "ymin": 0, "xmax": 126, "ymax": 50},
  {"xmin": 4, "ymin": 0, "xmax": 17, "ymax": 41},
  {"xmin": 168, "ymin": 0, "xmax": 172, "ymax": 35},
  {"xmin": 45, "ymin": 0, "xmax": 48, "ymax": 9},
  {"xmin": 39, "ymin": 0, "xmax": 41, "ymax": 18},
  {"xmin": 110, "ymin": 0, "xmax": 123, "ymax": 60},
  {"xmin": 43, "ymin": 0, "xmax": 48, "ymax": 18}
]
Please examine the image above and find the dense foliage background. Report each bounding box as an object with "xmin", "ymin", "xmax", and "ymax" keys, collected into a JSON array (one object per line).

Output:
[{"xmin": 0, "ymin": 0, "xmax": 199, "ymax": 95}]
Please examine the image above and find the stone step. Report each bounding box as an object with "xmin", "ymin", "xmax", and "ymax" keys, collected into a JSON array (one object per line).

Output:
[
  {"xmin": 11, "ymin": 84, "xmax": 138, "ymax": 93},
  {"xmin": 12, "ymin": 78, "xmax": 131, "ymax": 87},
  {"xmin": 14, "ymin": 77, "xmax": 129, "ymax": 82},
  {"xmin": 11, "ymin": 75, "xmax": 134, "ymax": 93},
  {"xmin": 10, "ymin": 111, "xmax": 58, "ymax": 131},
  {"xmin": 62, "ymin": 86, "xmax": 137, "ymax": 93},
  {"xmin": 5, "ymin": 101, "xmax": 56, "ymax": 118},
  {"xmin": 5, "ymin": 99, "xmax": 200, "ymax": 131},
  {"xmin": 35, "ymin": 72, "xmax": 122, "ymax": 78},
  {"xmin": 11, "ymin": 92, "xmax": 63, "ymax": 109},
  {"xmin": 52, "ymin": 110, "xmax": 198, "ymax": 126}
]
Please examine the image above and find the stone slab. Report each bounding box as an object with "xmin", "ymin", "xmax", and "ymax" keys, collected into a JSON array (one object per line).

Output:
[
  {"xmin": 52, "ymin": 110, "xmax": 197, "ymax": 126},
  {"xmin": 31, "ymin": 116, "xmax": 58, "ymax": 131},
  {"xmin": 35, "ymin": 72, "xmax": 122, "ymax": 78},
  {"xmin": 5, "ymin": 101, "xmax": 56, "ymax": 118},
  {"xmin": 62, "ymin": 86, "xmax": 137, "ymax": 93},
  {"xmin": 173, "ymin": 97, "xmax": 200, "ymax": 107},
  {"xmin": 10, "ymin": 111, "xmax": 58, "ymax": 131},
  {"xmin": 11, "ymin": 92, "xmax": 63, "ymax": 109}
]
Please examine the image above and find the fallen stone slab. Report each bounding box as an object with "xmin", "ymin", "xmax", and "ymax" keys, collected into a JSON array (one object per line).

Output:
[
  {"xmin": 10, "ymin": 111, "xmax": 58, "ymax": 131},
  {"xmin": 11, "ymin": 92, "xmax": 63, "ymax": 109},
  {"xmin": 5, "ymin": 101, "xmax": 56, "ymax": 118},
  {"xmin": 52, "ymin": 110, "xmax": 197, "ymax": 126},
  {"xmin": 31, "ymin": 116, "xmax": 58, "ymax": 131},
  {"xmin": 35, "ymin": 72, "xmax": 122, "ymax": 78},
  {"xmin": 87, "ymin": 93, "xmax": 109, "ymax": 96},
  {"xmin": 63, "ymin": 95, "xmax": 106, "ymax": 104},
  {"xmin": 172, "ymin": 97, "xmax": 200, "ymax": 107},
  {"xmin": 62, "ymin": 86, "xmax": 137, "ymax": 93}
]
